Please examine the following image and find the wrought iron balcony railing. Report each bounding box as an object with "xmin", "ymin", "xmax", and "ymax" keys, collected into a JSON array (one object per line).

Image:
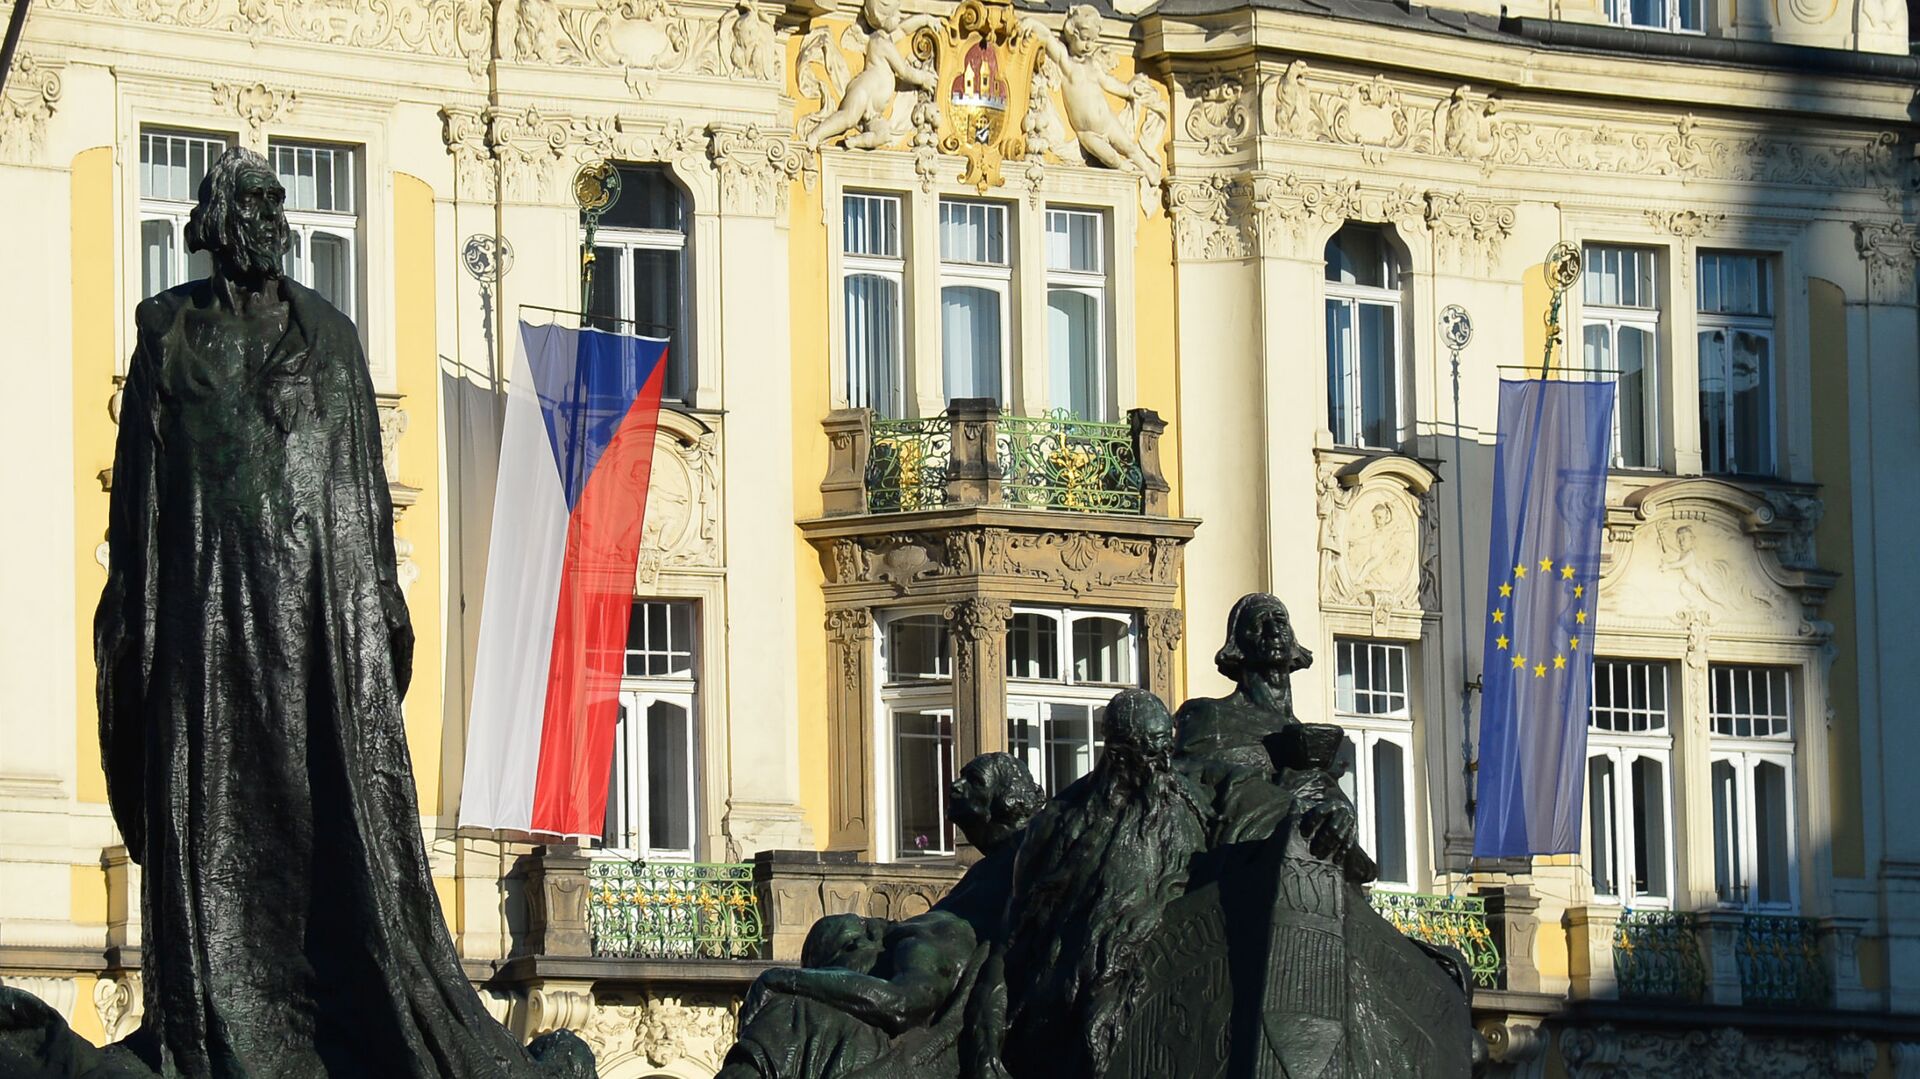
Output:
[
  {"xmin": 586, "ymin": 860, "xmax": 764, "ymax": 960},
  {"xmin": 1368, "ymin": 891, "xmax": 1503, "ymax": 989},
  {"xmin": 1613, "ymin": 909, "xmax": 1708, "ymax": 1002},
  {"xmin": 1738, "ymin": 914, "xmax": 1828, "ymax": 1007},
  {"xmin": 822, "ymin": 398, "xmax": 1171, "ymax": 517}
]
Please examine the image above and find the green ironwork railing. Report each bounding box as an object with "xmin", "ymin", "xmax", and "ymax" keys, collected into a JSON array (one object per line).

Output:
[
  {"xmin": 587, "ymin": 861, "xmax": 764, "ymax": 960},
  {"xmin": 1368, "ymin": 891, "xmax": 1502, "ymax": 989},
  {"xmin": 1738, "ymin": 914, "xmax": 1827, "ymax": 1007},
  {"xmin": 867, "ymin": 417, "xmax": 952, "ymax": 512},
  {"xmin": 1614, "ymin": 909, "xmax": 1706, "ymax": 1002},
  {"xmin": 998, "ymin": 411, "xmax": 1143, "ymax": 513}
]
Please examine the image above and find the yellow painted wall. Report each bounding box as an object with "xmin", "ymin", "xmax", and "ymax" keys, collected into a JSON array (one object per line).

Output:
[
  {"xmin": 393, "ymin": 174, "xmax": 446, "ymax": 815},
  {"xmin": 68, "ymin": 977, "xmax": 107, "ymax": 1045},
  {"xmin": 72, "ymin": 147, "xmax": 116, "ymax": 806},
  {"xmin": 1533, "ymin": 916, "xmax": 1569, "ymax": 980},
  {"xmin": 1133, "ymin": 197, "xmax": 1187, "ymax": 700},
  {"xmin": 1521, "ymin": 260, "xmax": 1551, "ymax": 380},
  {"xmin": 1808, "ymin": 278, "xmax": 1864, "ymax": 877},
  {"xmin": 790, "ymin": 162, "xmax": 834, "ymax": 849}
]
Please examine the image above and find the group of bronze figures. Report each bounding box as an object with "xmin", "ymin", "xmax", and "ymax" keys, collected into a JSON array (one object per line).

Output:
[
  {"xmin": 718, "ymin": 593, "xmax": 1476, "ymax": 1078},
  {"xmin": 0, "ymin": 146, "xmax": 1471, "ymax": 1077}
]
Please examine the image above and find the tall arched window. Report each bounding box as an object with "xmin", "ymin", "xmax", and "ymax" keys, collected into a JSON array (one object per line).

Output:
[
  {"xmin": 584, "ymin": 164, "xmax": 696, "ymax": 405},
  {"xmin": 1324, "ymin": 225, "xmax": 1407, "ymax": 449}
]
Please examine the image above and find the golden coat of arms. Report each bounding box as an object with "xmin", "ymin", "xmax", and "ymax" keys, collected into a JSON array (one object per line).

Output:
[{"xmin": 916, "ymin": 0, "xmax": 1041, "ymax": 192}]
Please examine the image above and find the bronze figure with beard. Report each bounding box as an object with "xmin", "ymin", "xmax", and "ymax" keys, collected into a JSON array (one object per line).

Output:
[{"xmin": 0, "ymin": 148, "xmax": 592, "ymax": 1079}]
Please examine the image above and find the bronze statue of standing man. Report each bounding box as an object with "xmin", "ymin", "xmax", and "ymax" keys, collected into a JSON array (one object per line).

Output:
[{"xmin": 87, "ymin": 147, "xmax": 589, "ymax": 1078}]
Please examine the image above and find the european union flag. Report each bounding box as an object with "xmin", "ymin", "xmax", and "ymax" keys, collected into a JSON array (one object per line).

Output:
[{"xmin": 1474, "ymin": 380, "xmax": 1615, "ymax": 858}]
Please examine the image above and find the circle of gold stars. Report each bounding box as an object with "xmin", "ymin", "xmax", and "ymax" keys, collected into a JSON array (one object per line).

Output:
[{"xmin": 1489, "ymin": 555, "xmax": 1592, "ymax": 679}]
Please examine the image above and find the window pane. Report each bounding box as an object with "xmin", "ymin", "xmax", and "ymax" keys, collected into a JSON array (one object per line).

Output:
[
  {"xmin": 142, "ymin": 218, "xmax": 177, "ymax": 298},
  {"xmin": 1728, "ymin": 331, "xmax": 1772, "ymax": 476},
  {"xmin": 1048, "ymin": 289, "xmax": 1100, "ymax": 420},
  {"xmin": 846, "ymin": 273, "xmax": 903, "ymax": 417},
  {"xmin": 1589, "ymin": 755, "xmax": 1619, "ymax": 898},
  {"xmin": 941, "ymin": 285, "xmax": 1002, "ymax": 402},
  {"xmin": 894, "ymin": 712, "xmax": 952, "ymax": 856},
  {"xmin": 887, "ymin": 615, "xmax": 951, "ymax": 681},
  {"xmin": 626, "ymin": 601, "xmax": 696, "ymax": 678},
  {"xmin": 309, "ymin": 231, "xmax": 352, "ymax": 319},
  {"xmin": 1713, "ymin": 759, "xmax": 1741, "ymax": 904},
  {"xmin": 1045, "ymin": 702, "xmax": 1097, "ymax": 794},
  {"xmin": 1711, "ymin": 666, "xmax": 1792, "ymax": 739},
  {"xmin": 270, "ymin": 142, "xmax": 355, "ymax": 214},
  {"xmin": 1005, "ymin": 612, "xmax": 1059, "ymax": 681},
  {"xmin": 282, "ymin": 229, "xmax": 306, "ymax": 288},
  {"xmin": 646, "ymin": 700, "xmax": 692, "ymax": 853},
  {"xmin": 1046, "ymin": 209, "xmax": 1101, "ymax": 273},
  {"xmin": 1326, "ymin": 299, "xmax": 1355, "ymax": 444},
  {"xmin": 1591, "ymin": 660, "xmax": 1670, "ymax": 733},
  {"xmin": 587, "ymin": 245, "xmax": 625, "ymax": 333},
  {"xmin": 1358, "ymin": 302, "xmax": 1397, "ymax": 448},
  {"xmin": 1753, "ymin": 760, "xmax": 1791, "ymax": 906},
  {"xmin": 939, "ymin": 200, "xmax": 1007, "ymax": 265},
  {"xmin": 1008, "ymin": 709, "xmax": 1036, "ymax": 779},
  {"xmin": 845, "ymin": 193, "xmax": 901, "ymax": 258},
  {"xmin": 1324, "ymin": 225, "xmax": 1395, "ymax": 288},
  {"xmin": 1372, "ymin": 738, "xmax": 1408, "ymax": 885},
  {"xmin": 141, "ymin": 130, "xmax": 227, "ymax": 201},
  {"xmin": 1335, "ymin": 639, "xmax": 1409, "ymax": 717},
  {"xmin": 1615, "ymin": 325, "xmax": 1652, "ymax": 468},
  {"xmin": 603, "ymin": 701, "xmax": 635, "ymax": 848},
  {"xmin": 600, "ymin": 166, "xmax": 684, "ymax": 231},
  {"xmin": 1071, "ymin": 616, "xmax": 1133, "ymax": 685},
  {"xmin": 1583, "ymin": 245, "xmax": 1657, "ymax": 309},
  {"xmin": 1631, "ymin": 756, "xmax": 1669, "ymax": 899}
]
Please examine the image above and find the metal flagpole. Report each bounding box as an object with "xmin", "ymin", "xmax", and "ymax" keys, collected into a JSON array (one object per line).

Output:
[{"xmin": 1440, "ymin": 305, "xmax": 1479, "ymax": 833}]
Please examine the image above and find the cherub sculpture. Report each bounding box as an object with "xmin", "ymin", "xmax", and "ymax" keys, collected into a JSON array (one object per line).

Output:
[
  {"xmin": 1022, "ymin": 6, "xmax": 1165, "ymax": 186},
  {"xmin": 797, "ymin": 0, "xmax": 938, "ymax": 152}
]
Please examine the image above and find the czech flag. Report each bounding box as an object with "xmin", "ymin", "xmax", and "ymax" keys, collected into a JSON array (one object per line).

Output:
[{"xmin": 460, "ymin": 321, "xmax": 669, "ymax": 839}]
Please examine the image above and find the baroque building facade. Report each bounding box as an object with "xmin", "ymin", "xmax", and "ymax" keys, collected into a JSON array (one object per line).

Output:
[{"xmin": 0, "ymin": 0, "xmax": 1917, "ymax": 1071}]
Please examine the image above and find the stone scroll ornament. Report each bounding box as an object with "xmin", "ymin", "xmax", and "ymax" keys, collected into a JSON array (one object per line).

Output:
[
  {"xmin": 716, "ymin": 594, "xmax": 1478, "ymax": 1078},
  {"xmin": 0, "ymin": 148, "xmax": 596, "ymax": 1078}
]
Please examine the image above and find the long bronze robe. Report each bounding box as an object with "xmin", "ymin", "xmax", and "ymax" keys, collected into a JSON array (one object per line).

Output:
[{"xmin": 95, "ymin": 278, "xmax": 556, "ymax": 1077}]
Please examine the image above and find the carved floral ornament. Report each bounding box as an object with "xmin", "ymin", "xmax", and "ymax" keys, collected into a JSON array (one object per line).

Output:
[
  {"xmin": 1166, "ymin": 171, "xmax": 1516, "ymax": 266},
  {"xmin": 212, "ymin": 82, "xmax": 296, "ymax": 149},
  {"xmin": 0, "ymin": 53, "xmax": 62, "ymax": 165},
  {"xmin": 1853, "ymin": 218, "xmax": 1920, "ymax": 303},
  {"xmin": 821, "ymin": 526, "xmax": 1183, "ymax": 599},
  {"xmin": 1251, "ymin": 61, "xmax": 1904, "ymax": 200},
  {"xmin": 793, "ymin": 0, "xmax": 1168, "ymax": 211}
]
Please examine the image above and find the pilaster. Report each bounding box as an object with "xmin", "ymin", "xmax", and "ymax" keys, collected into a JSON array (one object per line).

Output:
[
  {"xmin": 1694, "ymin": 908, "xmax": 1747, "ymax": 1007},
  {"xmin": 947, "ymin": 597, "xmax": 1014, "ymax": 766},
  {"xmin": 1564, "ymin": 905, "xmax": 1620, "ymax": 1001},
  {"xmin": 824, "ymin": 606, "xmax": 876, "ymax": 856}
]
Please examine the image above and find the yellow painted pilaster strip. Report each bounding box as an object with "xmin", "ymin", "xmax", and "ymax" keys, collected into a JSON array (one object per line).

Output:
[
  {"xmin": 72, "ymin": 146, "xmax": 115, "ymax": 806},
  {"xmin": 790, "ymin": 167, "xmax": 832, "ymax": 850}
]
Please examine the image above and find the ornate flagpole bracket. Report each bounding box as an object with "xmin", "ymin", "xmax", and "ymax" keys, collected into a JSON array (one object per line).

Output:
[
  {"xmin": 1440, "ymin": 304, "xmax": 1479, "ymax": 825},
  {"xmin": 1539, "ymin": 241, "xmax": 1581, "ymax": 379},
  {"xmin": 574, "ymin": 161, "xmax": 623, "ymax": 316}
]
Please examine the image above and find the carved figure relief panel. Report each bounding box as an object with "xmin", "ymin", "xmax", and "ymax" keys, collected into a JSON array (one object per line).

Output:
[
  {"xmin": 577, "ymin": 990, "xmax": 740, "ymax": 1077},
  {"xmin": 636, "ymin": 416, "xmax": 723, "ymax": 585},
  {"xmin": 1316, "ymin": 455, "xmax": 1438, "ymax": 635}
]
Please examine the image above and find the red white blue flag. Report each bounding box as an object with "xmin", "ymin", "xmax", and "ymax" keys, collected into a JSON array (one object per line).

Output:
[{"xmin": 461, "ymin": 321, "xmax": 669, "ymax": 838}]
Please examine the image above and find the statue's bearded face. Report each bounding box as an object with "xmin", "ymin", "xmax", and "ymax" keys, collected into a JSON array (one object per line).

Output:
[{"xmin": 222, "ymin": 165, "xmax": 291, "ymax": 281}]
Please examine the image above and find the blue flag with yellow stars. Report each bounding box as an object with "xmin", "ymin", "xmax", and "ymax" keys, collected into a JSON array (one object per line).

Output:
[{"xmin": 1474, "ymin": 379, "xmax": 1616, "ymax": 858}]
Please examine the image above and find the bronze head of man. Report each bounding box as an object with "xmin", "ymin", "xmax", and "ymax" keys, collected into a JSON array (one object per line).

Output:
[
  {"xmin": 1215, "ymin": 592, "xmax": 1313, "ymax": 683},
  {"xmin": 949, "ymin": 751, "xmax": 1047, "ymax": 854},
  {"xmin": 186, "ymin": 147, "xmax": 291, "ymax": 289}
]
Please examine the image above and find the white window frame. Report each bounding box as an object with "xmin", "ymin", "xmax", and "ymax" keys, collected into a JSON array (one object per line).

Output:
[
  {"xmin": 1708, "ymin": 665, "xmax": 1798, "ymax": 912},
  {"xmin": 1005, "ymin": 605, "xmax": 1139, "ymax": 795},
  {"xmin": 1579, "ymin": 244, "xmax": 1663, "ymax": 471},
  {"xmin": 1696, "ymin": 251, "xmax": 1777, "ymax": 478},
  {"xmin": 1043, "ymin": 207, "xmax": 1110, "ymax": 421},
  {"xmin": 582, "ymin": 168, "xmax": 694, "ymax": 403},
  {"xmin": 1585, "ymin": 659, "xmax": 1676, "ymax": 908},
  {"xmin": 138, "ymin": 128, "xmax": 231, "ymax": 298},
  {"xmin": 1605, "ymin": 0, "xmax": 1703, "ymax": 33},
  {"xmin": 937, "ymin": 198, "xmax": 1013, "ymax": 406},
  {"xmin": 876, "ymin": 610, "xmax": 957, "ymax": 861},
  {"xmin": 1332, "ymin": 638, "xmax": 1417, "ymax": 890},
  {"xmin": 842, "ymin": 191, "xmax": 908, "ymax": 418},
  {"xmin": 601, "ymin": 600, "xmax": 700, "ymax": 861},
  {"xmin": 270, "ymin": 139, "xmax": 360, "ymax": 322},
  {"xmin": 1323, "ymin": 229, "xmax": 1405, "ymax": 450}
]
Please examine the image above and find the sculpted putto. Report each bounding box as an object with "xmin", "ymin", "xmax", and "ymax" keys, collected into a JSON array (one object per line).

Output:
[
  {"xmin": 1022, "ymin": 6, "xmax": 1165, "ymax": 187},
  {"xmin": 798, "ymin": 0, "xmax": 938, "ymax": 152}
]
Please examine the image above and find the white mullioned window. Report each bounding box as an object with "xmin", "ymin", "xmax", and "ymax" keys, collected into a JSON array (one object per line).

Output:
[
  {"xmin": 1324, "ymin": 225, "xmax": 1405, "ymax": 449},
  {"xmin": 585, "ymin": 165, "xmax": 695, "ymax": 404},
  {"xmin": 1332, "ymin": 638, "xmax": 1416, "ymax": 888},
  {"xmin": 269, "ymin": 140, "xmax": 359, "ymax": 321},
  {"xmin": 139, "ymin": 128, "xmax": 229, "ymax": 298},
  {"xmin": 843, "ymin": 192, "xmax": 907, "ymax": 418},
  {"xmin": 1709, "ymin": 665, "xmax": 1796, "ymax": 911},
  {"xmin": 1580, "ymin": 245, "xmax": 1662, "ymax": 470},
  {"xmin": 1005, "ymin": 606, "xmax": 1139, "ymax": 795},
  {"xmin": 1697, "ymin": 252, "xmax": 1776, "ymax": 477},
  {"xmin": 1606, "ymin": 0, "xmax": 1702, "ymax": 33},
  {"xmin": 878, "ymin": 613, "xmax": 956, "ymax": 859},
  {"xmin": 602, "ymin": 600, "xmax": 699, "ymax": 860},
  {"xmin": 1585, "ymin": 660, "xmax": 1675, "ymax": 906},
  {"xmin": 1044, "ymin": 208, "xmax": 1109, "ymax": 420},
  {"xmin": 938, "ymin": 198, "xmax": 1012, "ymax": 405}
]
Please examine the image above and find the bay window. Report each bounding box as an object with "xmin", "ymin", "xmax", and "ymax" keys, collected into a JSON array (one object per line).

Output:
[
  {"xmin": 1697, "ymin": 252, "xmax": 1776, "ymax": 477},
  {"xmin": 843, "ymin": 192, "xmax": 907, "ymax": 417},
  {"xmin": 1045, "ymin": 209, "xmax": 1109, "ymax": 420},
  {"xmin": 1709, "ymin": 665, "xmax": 1796, "ymax": 910},
  {"xmin": 1006, "ymin": 607, "xmax": 1138, "ymax": 794},
  {"xmin": 1580, "ymin": 244, "xmax": 1662, "ymax": 470},
  {"xmin": 602, "ymin": 600, "xmax": 699, "ymax": 859},
  {"xmin": 584, "ymin": 164, "xmax": 695, "ymax": 404},
  {"xmin": 939, "ymin": 199, "xmax": 1011, "ymax": 404},
  {"xmin": 1324, "ymin": 225, "xmax": 1405, "ymax": 449},
  {"xmin": 1332, "ymin": 638, "xmax": 1415, "ymax": 888},
  {"xmin": 139, "ymin": 128, "xmax": 228, "ymax": 297},
  {"xmin": 880, "ymin": 613, "xmax": 956, "ymax": 858},
  {"xmin": 1586, "ymin": 660, "xmax": 1674, "ymax": 905},
  {"xmin": 269, "ymin": 140, "xmax": 359, "ymax": 321}
]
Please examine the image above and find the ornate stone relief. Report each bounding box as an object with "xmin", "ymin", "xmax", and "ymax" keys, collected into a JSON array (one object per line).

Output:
[
  {"xmin": 579, "ymin": 990, "xmax": 739, "ymax": 1076},
  {"xmin": 1646, "ymin": 209, "xmax": 1725, "ymax": 238},
  {"xmin": 1182, "ymin": 72, "xmax": 1252, "ymax": 157},
  {"xmin": 1254, "ymin": 61, "xmax": 1904, "ymax": 200},
  {"xmin": 0, "ymin": 978, "xmax": 76, "ymax": 1023},
  {"xmin": 495, "ymin": 0, "xmax": 779, "ymax": 92},
  {"xmin": 1144, "ymin": 606, "xmax": 1184, "ymax": 700},
  {"xmin": 0, "ymin": 54, "xmax": 62, "ymax": 165},
  {"xmin": 1021, "ymin": 6, "xmax": 1167, "ymax": 211},
  {"xmin": 709, "ymin": 123, "xmax": 805, "ymax": 216},
  {"xmin": 439, "ymin": 107, "xmax": 713, "ymax": 205},
  {"xmin": 213, "ymin": 82, "xmax": 296, "ymax": 151},
  {"xmin": 1423, "ymin": 191, "xmax": 1518, "ymax": 275},
  {"xmin": 795, "ymin": 0, "xmax": 938, "ymax": 154},
  {"xmin": 1316, "ymin": 455, "xmax": 1438, "ymax": 632},
  {"xmin": 1166, "ymin": 175, "xmax": 1253, "ymax": 261},
  {"xmin": 824, "ymin": 527, "xmax": 1179, "ymax": 598},
  {"xmin": 826, "ymin": 606, "xmax": 874, "ymax": 691},
  {"xmin": 92, "ymin": 973, "xmax": 143, "ymax": 1042},
  {"xmin": 945, "ymin": 597, "xmax": 1012, "ymax": 678},
  {"xmin": 377, "ymin": 399, "xmax": 421, "ymax": 593},
  {"xmin": 1853, "ymin": 219, "xmax": 1920, "ymax": 304},
  {"xmin": 1558, "ymin": 1024, "xmax": 1874, "ymax": 1079},
  {"xmin": 1168, "ymin": 170, "xmax": 1515, "ymax": 267},
  {"xmin": 634, "ymin": 422, "xmax": 722, "ymax": 586}
]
